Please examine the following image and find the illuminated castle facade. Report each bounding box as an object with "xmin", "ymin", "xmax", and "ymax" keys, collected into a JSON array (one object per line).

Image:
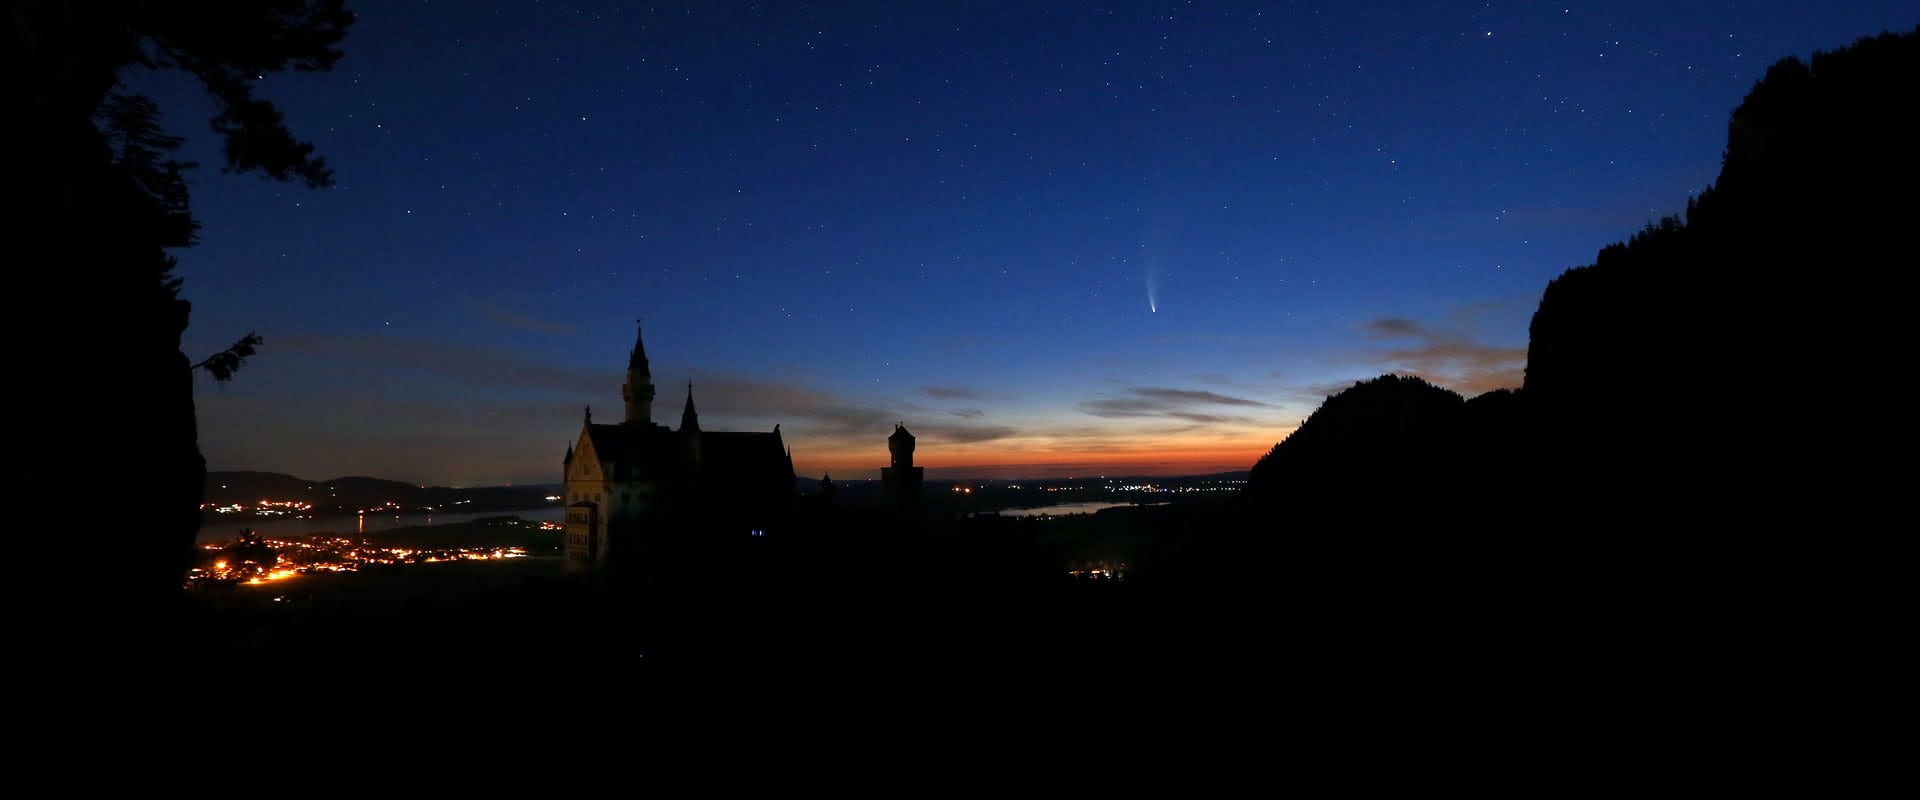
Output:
[{"xmin": 562, "ymin": 323, "xmax": 796, "ymax": 571}]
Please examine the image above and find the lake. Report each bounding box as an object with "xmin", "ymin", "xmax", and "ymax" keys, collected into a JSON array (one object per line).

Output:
[
  {"xmin": 196, "ymin": 505, "xmax": 566, "ymax": 543},
  {"xmin": 992, "ymin": 501, "xmax": 1167, "ymax": 518}
]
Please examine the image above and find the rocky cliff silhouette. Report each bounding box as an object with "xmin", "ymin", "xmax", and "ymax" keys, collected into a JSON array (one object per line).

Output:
[
  {"xmin": 1525, "ymin": 25, "xmax": 1918, "ymax": 530},
  {"xmin": 1244, "ymin": 26, "xmax": 1920, "ymax": 536}
]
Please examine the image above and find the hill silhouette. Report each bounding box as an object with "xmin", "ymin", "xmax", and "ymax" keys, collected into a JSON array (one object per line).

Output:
[
  {"xmin": 1244, "ymin": 375, "xmax": 1465, "ymax": 511},
  {"xmin": 203, "ymin": 470, "xmax": 557, "ymax": 515}
]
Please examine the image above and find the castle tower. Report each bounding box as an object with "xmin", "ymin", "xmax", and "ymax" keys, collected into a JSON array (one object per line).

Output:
[
  {"xmin": 621, "ymin": 321, "xmax": 656, "ymax": 425},
  {"xmin": 889, "ymin": 423, "xmax": 916, "ymax": 470},
  {"xmin": 882, "ymin": 422, "xmax": 924, "ymax": 520}
]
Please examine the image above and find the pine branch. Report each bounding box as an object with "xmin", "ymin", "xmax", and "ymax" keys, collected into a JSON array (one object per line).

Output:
[{"xmin": 191, "ymin": 332, "xmax": 264, "ymax": 381}]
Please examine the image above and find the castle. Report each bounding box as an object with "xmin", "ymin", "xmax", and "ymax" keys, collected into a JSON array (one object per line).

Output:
[{"xmin": 562, "ymin": 323, "xmax": 796, "ymax": 572}]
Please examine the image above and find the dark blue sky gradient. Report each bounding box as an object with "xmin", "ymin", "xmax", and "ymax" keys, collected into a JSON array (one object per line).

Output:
[{"xmin": 150, "ymin": 1, "xmax": 1917, "ymax": 484}]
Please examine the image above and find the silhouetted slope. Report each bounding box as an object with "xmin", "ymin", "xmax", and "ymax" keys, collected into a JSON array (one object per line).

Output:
[{"xmin": 1245, "ymin": 375, "xmax": 1466, "ymax": 514}]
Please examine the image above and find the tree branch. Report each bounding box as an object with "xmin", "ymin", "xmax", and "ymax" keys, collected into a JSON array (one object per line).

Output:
[{"xmin": 190, "ymin": 332, "xmax": 263, "ymax": 381}]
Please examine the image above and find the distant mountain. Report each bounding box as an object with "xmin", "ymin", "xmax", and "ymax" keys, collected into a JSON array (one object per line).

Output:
[{"xmin": 204, "ymin": 471, "xmax": 559, "ymax": 516}]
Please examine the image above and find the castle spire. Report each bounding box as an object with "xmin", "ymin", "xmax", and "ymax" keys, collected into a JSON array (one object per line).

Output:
[
  {"xmin": 622, "ymin": 319, "xmax": 656, "ymax": 425},
  {"xmin": 628, "ymin": 319, "xmax": 650, "ymax": 375},
  {"xmin": 681, "ymin": 380, "xmax": 701, "ymax": 432}
]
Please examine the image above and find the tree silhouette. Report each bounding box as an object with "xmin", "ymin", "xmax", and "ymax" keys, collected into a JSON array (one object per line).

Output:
[
  {"xmin": 4, "ymin": 3, "xmax": 354, "ymax": 614},
  {"xmin": 190, "ymin": 332, "xmax": 265, "ymax": 382}
]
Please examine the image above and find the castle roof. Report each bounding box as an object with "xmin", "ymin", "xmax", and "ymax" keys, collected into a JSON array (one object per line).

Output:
[
  {"xmin": 584, "ymin": 422, "xmax": 793, "ymax": 486},
  {"xmin": 681, "ymin": 382, "xmax": 700, "ymax": 430},
  {"xmin": 699, "ymin": 430, "xmax": 793, "ymax": 485}
]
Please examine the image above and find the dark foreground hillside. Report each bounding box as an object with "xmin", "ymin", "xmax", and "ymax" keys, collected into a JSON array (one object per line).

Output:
[{"xmin": 143, "ymin": 500, "xmax": 1691, "ymax": 706}]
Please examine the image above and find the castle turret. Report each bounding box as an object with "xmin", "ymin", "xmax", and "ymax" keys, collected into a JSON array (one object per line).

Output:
[
  {"xmin": 681, "ymin": 381, "xmax": 702, "ymax": 468},
  {"xmin": 882, "ymin": 423, "xmax": 923, "ymax": 522},
  {"xmin": 680, "ymin": 381, "xmax": 701, "ymax": 433},
  {"xmin": 889, "ymin": 422, "xmax": 916, "ymax": 470},
  {"xmin": 622, "ymin": 321, "xmax": 656, "ymax": 425}
]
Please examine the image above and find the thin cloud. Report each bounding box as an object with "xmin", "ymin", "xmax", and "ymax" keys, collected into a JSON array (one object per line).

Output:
[
  {"xmin": 680, "ymin": 374, "xmax": 837, "ymax": 418},
  {"xmin": 1297, "ymin": 380, "xmax": 1360, "ymax": 401},
  {"xmin": 1079, "ymin": 397, "xmax": 1171, "ymax": 418},
  {"xmin": 800, "ymin": 403, "xmax": 895, "ymax": 435},
  {"xmin": 260, "ymin": 332, "xmax": 858, "ymax": 432},
  {"xmin": 1366, "ymin": 318, "xmax": 1423, "ymax": 338},
  {"xmin": 1078, "ymin": 385, "xmax": 1271, "ymax": 423},
  {"xmin": 921, "ymin": 385, "xmax": 983, "ymax": 400},
  {"xmin": 1449, "ymin": 300, "xmax": 1508, "ymax": 322},
  {"xmin": 787, "ymin": 402, "xmax": 1013, "ymax": 444},
  {"xmin": 1131, "ymin": 387, "xmax": 1271, "ymax": 407},
  {"xmin": 911, "ymin": 422, "xmax": 1020, "ymax": 444},
  {"xmin": 1359, "ymin": 316, "xmax": 1526, "ymax": 395},
  {"xmin": 275, "ymin": 334, "xmax": 610, "ymax": 395},
  {"xmin": 1164, "ymin": 411, "xmax": 1255, "ymax": 424},
  {"xmin": 461, "ymin": 297, "xmax": 579, "ymax": 336}
]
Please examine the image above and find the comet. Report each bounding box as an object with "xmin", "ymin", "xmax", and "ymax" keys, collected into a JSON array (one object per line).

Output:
[{"xmin": 1145, "ymin": 262, "xmax": 1159, "ymax": 313}]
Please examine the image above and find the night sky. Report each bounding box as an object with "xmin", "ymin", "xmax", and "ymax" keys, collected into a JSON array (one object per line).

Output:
[{"xmin": 150, "ymin": 1, "xmax": 1916, "ymax": 485}]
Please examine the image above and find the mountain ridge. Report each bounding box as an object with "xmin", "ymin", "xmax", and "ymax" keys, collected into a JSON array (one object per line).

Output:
[{"xmin": 205, "ymin": 470, "xmax": 559, "ymax": 516}]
